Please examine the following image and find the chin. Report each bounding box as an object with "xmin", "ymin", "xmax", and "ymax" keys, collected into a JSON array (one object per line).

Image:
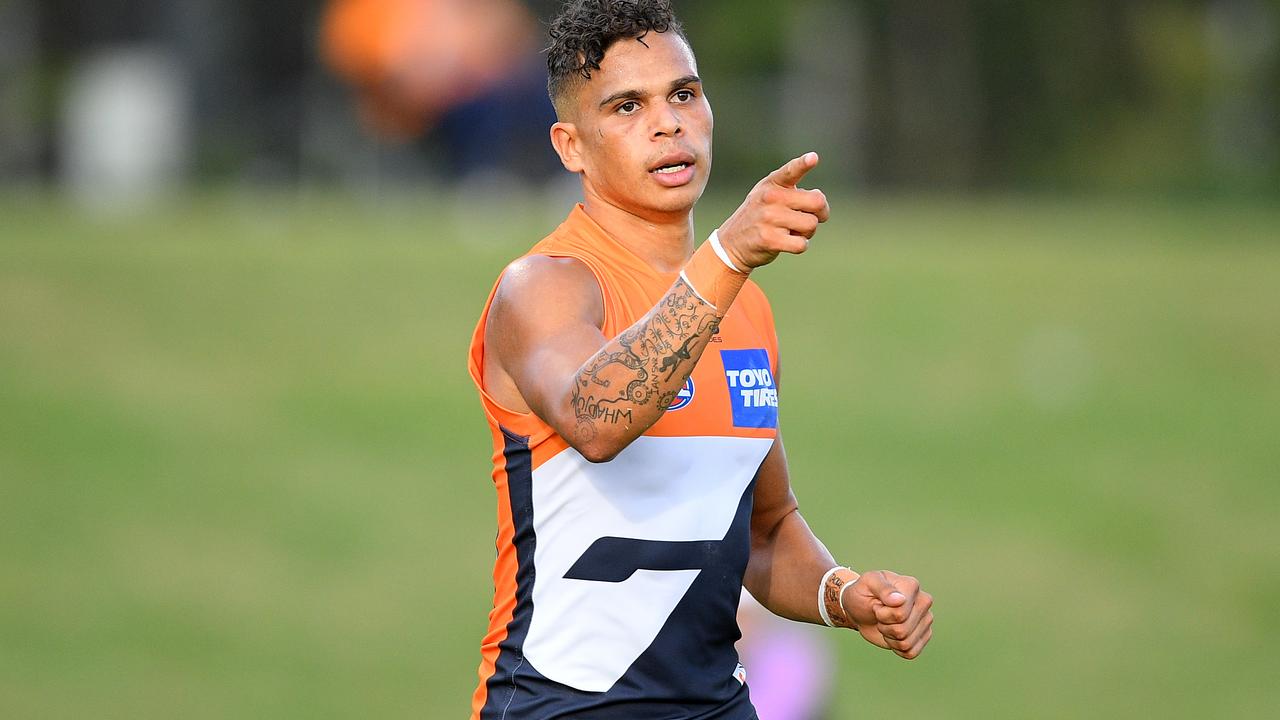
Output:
[
  {"xmin": 648, "ymin": 184, "xmax": 706, "ymax": 215},
  {"xmin": 643, "ymin": 197, "xmax": 698, "ymax": 218}
]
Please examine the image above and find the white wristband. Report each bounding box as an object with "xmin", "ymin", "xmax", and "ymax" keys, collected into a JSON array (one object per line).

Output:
[
  {"xmin": 707, "ymin": 229, "xmax": 743, "ymax": 273},
  {"xmin": 818, "ymin": 566, "xmax": 844, "ymax": 628}
]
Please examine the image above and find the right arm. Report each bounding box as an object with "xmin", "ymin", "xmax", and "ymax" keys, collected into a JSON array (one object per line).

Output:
[
  {"xmin": 483, "ymin": 153, "xmax": 830, "ymax": 461},
  {"xmin": 485, "ymin": 256, "xmax": 726, "ymax": 462}
]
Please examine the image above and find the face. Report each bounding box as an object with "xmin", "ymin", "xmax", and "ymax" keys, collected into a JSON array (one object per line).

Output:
[{"xmin": 551, "ymin": 31, "xmax": 714, "ymax": 220}]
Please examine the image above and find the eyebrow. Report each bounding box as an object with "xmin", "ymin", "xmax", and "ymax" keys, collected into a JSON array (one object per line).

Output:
[{"xmin": 598, "ymin": 75, "xmax": 702, "ymax": 110}]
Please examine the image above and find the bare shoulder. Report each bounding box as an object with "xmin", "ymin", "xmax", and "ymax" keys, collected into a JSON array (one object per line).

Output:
[
  {"xmin": 482, "ymin": 254, "xmax": 608, "ymax": 414},
  {"xmin": 489, "ymin": 254, "xmax": 604, "ymax": 332}
]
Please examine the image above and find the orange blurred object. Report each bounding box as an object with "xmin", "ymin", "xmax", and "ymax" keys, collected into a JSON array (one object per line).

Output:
[{"xmin": 321, "ymin": 0, "xmax": 536, "ymax": 139}]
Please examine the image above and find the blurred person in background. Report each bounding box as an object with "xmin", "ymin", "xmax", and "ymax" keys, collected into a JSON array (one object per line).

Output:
[
  {"xmin": 736, "ymin": 592, "xmax": 834, "ymax": 720},
  {"xmin": 321, "ymin": 0, "xmax": 558, "ymax": 181}
]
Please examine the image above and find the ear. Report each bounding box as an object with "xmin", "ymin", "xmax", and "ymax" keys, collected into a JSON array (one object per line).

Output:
[{"xmin": 550, "ymin": 121, "xmax": 584, "ymax": 174}]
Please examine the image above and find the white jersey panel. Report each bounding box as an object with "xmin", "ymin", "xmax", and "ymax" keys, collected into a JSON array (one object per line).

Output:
[{"xmin": 523, "ymin": 434, "xmax": 773, "ymax": 693}]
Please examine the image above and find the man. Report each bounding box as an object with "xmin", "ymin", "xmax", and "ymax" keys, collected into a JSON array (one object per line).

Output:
[{"xmin": 467, "ymin": 1, "xmax": 933, "ymax": 717}]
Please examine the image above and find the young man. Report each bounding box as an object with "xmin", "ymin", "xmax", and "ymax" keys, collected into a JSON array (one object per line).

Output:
[{"xmin": 467, "ymin": 1, "xmax": 933, "ymax": 717}]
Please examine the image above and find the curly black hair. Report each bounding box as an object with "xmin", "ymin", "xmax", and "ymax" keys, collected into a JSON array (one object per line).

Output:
[{"xmin": 546, "ymin": 0, "xmax": 688, "ymax": 117}]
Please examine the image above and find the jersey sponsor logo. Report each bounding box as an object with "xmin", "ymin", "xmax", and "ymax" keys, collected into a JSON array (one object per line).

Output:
[
  {"xmin": 721, "ymin": 349, "xmax": 778, "ymax": 428},
  {"xmin": 667, "ymin": 377, "xmax": 695, "ymax": 411}
]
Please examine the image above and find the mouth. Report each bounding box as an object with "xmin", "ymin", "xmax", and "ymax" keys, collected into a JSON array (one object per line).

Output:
[
  {"xmin": 649, "ymin": 153, "xmax": 697, "ymax": 187},
  {"xmin": 652, "ymin": 162, "xmax": 692, "ymax": 175}
]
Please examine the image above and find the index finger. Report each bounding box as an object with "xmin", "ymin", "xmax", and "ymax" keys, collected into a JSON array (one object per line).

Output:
[{"xmin": 767, "ymin": 151, "xmax": 820, "ymax": 188}]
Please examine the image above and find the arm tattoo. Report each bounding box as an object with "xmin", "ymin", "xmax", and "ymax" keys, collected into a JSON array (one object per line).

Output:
[{"xmin": 569, "ymin": 278, "xmax": 720, "ymax": 442}]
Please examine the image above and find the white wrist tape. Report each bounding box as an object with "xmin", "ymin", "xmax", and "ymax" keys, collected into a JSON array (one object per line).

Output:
[
  {"xmin": 707, "ymin": 229, "xmax": 742, "ymax": 272},
  {"xmin": 818, "ymin": 566, "xmax": 844, "ymax": 628}
]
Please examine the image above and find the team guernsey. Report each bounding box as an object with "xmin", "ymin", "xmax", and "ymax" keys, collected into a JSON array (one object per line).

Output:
[{"xmin": 468, "ymin": 205, "xmax": 780, "ymax": 719}]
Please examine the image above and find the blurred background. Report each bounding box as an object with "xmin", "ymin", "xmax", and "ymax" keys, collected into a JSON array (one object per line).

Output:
[{"xmin": 1, "ymin": 1, "xmax": 1277, "ymax": 718}]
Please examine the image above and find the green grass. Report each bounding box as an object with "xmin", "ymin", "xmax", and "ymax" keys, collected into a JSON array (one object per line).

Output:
[{"xmin": 2, "ymin": 191, "xmax": 1277, "ymax": 718}]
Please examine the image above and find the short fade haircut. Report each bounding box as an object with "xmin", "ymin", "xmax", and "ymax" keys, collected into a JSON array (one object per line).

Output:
[{"xmin": 546, "ymin": 0, "xmax": 689, "ymax": 118}]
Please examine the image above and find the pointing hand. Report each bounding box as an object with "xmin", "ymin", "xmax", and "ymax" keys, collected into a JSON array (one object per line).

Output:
[{"xmin": 716, "ymin": 152, "xmax": 831, "ymax": 270}]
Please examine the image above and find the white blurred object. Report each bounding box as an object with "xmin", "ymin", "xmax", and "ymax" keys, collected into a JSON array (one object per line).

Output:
[{"xmin": 60, "ymin": 47, "xmax": 191, "ymax": 210}]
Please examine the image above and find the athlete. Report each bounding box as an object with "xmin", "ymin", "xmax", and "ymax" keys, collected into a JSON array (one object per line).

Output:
[{"xmin": 467, "ymin": 1, "xmax": 933, "ymax": 717}]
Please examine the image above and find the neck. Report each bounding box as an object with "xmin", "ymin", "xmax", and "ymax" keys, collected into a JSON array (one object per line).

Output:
[{"xmin": 580, "ymin": 189, "xmax": 695, "ymax": 274}]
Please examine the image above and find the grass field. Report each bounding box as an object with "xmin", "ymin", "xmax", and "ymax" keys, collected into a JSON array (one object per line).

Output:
[{"xmin": 2, "ymin": 191, "xmax": 1278, "ymax": 718}]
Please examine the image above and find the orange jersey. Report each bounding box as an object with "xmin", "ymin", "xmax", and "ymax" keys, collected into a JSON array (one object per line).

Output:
[{"xmin": 467, "ymin": 205, "xmax": 779, "ymax": 719}]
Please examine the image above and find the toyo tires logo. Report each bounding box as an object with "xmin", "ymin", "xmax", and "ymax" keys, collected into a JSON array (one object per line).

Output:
[{"xmin": 720, "ymin": 348, "xmax": 778, "ymax": 428}]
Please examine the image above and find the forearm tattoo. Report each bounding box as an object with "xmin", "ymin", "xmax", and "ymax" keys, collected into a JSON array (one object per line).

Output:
[{"xmin": 569, "ymin": 277, "xmax": 720, "ymax": 443}]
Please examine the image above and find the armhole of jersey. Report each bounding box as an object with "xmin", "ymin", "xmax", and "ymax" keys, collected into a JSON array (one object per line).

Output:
[
  {"xmin": 468, "ymin": 273, "xmax": 538, "ymax": 438},
  {"xmin": 740, "ymin": 278, "xmax": 782, "ymax": 383},
  {"xmin": 467, "ymin": 251, "xmax": 612, "ymax": 443},
  {"xmin": 752, "ymin": 280, "xmax": 780, "ymax": 377}
]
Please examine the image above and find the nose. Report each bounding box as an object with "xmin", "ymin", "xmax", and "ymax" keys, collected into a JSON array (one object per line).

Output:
[{"xmin": 652, "ymin": 106, "xmax": 682, "ymax": 138}]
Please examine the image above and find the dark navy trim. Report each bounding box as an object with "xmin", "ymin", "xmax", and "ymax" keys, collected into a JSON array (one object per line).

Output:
[{"xmin": 480, "ymin": 428, "xmax": 537, "ymax": 719}]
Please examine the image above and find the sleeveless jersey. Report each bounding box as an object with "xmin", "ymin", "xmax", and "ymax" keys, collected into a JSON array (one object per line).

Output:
[{"xmin": 467, "ymin": 205, "xmax": 780, "ymax": 719}]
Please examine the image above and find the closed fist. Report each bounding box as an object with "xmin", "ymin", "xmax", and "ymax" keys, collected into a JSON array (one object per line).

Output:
[{"xmin": 841, "ymin": 570, "xmax": 934, "ymax": 660}]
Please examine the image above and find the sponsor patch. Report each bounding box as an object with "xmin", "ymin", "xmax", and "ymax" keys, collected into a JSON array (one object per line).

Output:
[
  {"xmin": 667, "ymin": 377, "xmax": 695, "ymax": 411},
  {"xmin": 720, "ymin": 349, "xmax": 778, "ymax": 428}
]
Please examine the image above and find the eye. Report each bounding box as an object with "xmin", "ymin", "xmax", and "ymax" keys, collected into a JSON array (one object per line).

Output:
[
  {"xmin": 672, "ymin": 89, "xmax": 695, "ymax": 103},
  {"xmin": 618, "ymin": 100, "xmax": 640, "ymax": 115}
]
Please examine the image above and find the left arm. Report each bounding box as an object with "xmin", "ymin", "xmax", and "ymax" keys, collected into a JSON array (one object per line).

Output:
[
  {"xmin": 744, "ymin": 432, "xmax": 935, "ymax": 660},
  {"xmin": 742, "ymin": 433, "xmax": 836, "ymax": 622}
]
